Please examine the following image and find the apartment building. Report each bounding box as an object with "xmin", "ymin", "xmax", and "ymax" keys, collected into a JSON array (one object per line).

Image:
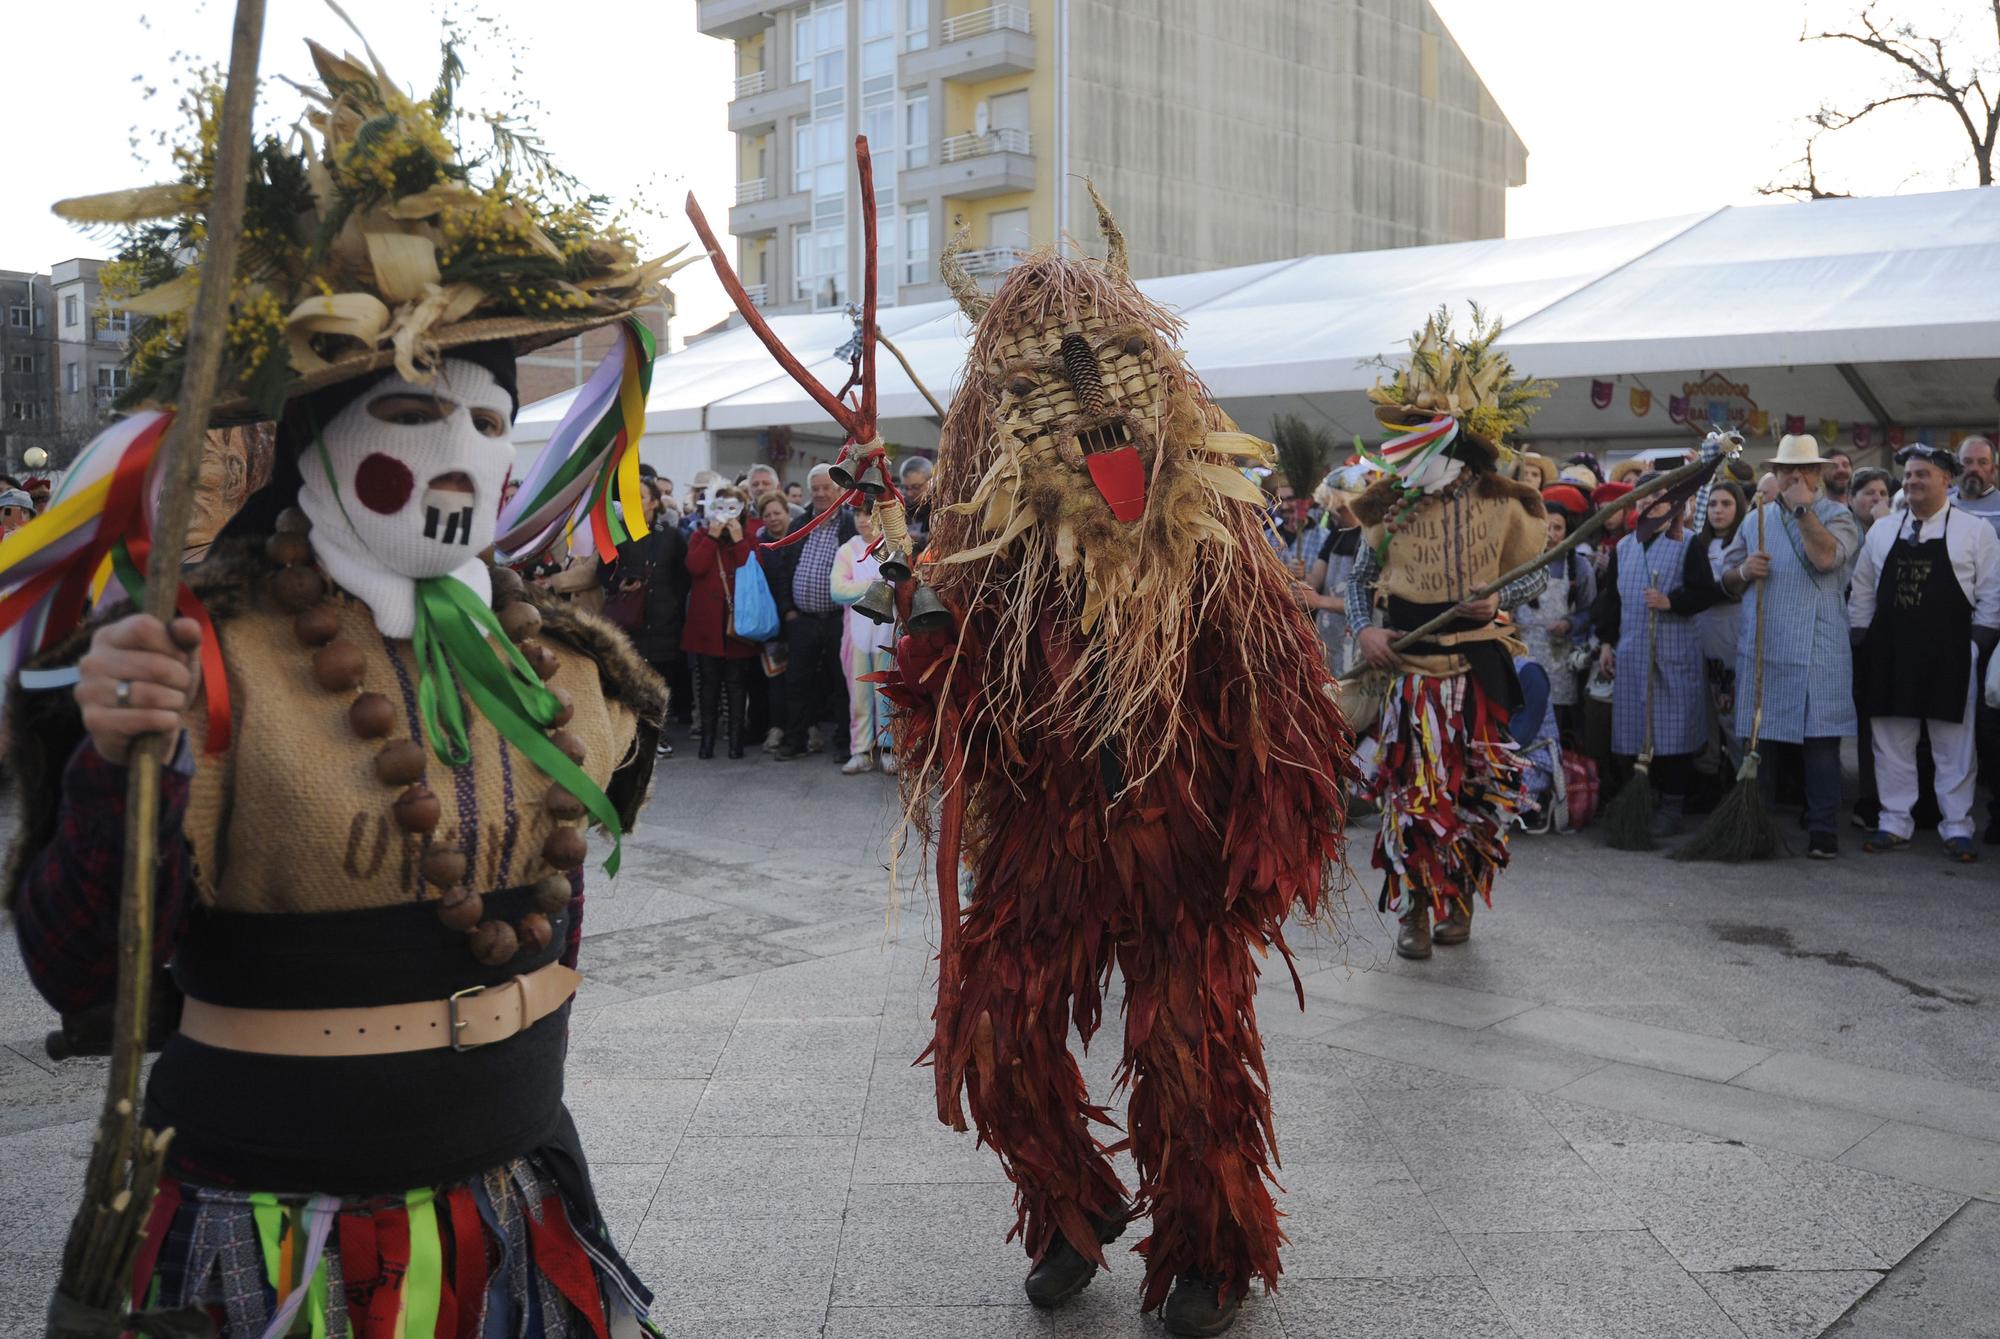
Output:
[
  {"xmin": 50, "ymin": 258, "xmax": 131, "ymax": 444},
  {"xmin": 0, "ymin": 269, "xmax": 57, "ymax": 466},
  {"xmin": 697, "ymin": 0, "xmax": 1527, "ymax": 314}
]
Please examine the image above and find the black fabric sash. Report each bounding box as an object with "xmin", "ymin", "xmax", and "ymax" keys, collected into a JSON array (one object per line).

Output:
[
  {"xmin": 148, "ymin": 889, "xmax": 574, "ymax": 1194},
  {"xmin": 1384, "ymin": 595, "xmax": 1523, "ymax": 716}
]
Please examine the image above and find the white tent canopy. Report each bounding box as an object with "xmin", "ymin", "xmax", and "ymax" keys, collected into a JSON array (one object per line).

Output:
[{"xmin": 516, "ymin": 187, "xmax": 2000, "ymax": 466}]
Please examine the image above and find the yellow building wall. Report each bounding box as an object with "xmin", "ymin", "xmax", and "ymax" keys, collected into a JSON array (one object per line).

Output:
[
  {"xmin": 737, "ymin": 133, "xmax": 768, "ymax": 181},
  {"xmin": 736, "ymin": 31, "xmax": 765, "ymax": 77},
  {"xmin": 938, "ymin": 0, "xmax": 1058, "ymax": 251}
]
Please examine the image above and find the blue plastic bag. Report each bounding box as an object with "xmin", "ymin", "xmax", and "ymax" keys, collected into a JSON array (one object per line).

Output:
[{"xmin": 733, "ymin": 552, "xmax": 780, "ymax": 642}]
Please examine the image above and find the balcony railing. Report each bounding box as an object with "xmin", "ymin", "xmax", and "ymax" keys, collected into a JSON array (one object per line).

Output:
[
  {"xmin": 734, "ymin": 68, "xmax": 770, "ymax": 98},
  {"xmin": 943, "ymin": 4, "xmax": 1032, "ymax": 41},
  {"xmin": 955, "ymin": 246, "xmax": 1025, "ymax": 277},
  {"xmin": 941, "ymin": 128, "xmax": 1032, "ymax": 162},
  {"xmin": 736, "ymin": 177, "xmax": 771, "ymax": 205},
  {"xmin": 742, "ymin": 283, "xmax": 769, "ymax": 308}
]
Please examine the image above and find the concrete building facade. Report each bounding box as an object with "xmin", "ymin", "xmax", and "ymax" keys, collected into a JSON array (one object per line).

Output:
[
  {"xmin": 50, "ymin": 258, "xmax": 131, "ymax": 454},
  {"xmin": 697, "ymin": 0, "xmax": 1526, "ymax": 314},
  {"xmin": 0, "ymin": 270, "xmax": 58, "ymax": 469}
]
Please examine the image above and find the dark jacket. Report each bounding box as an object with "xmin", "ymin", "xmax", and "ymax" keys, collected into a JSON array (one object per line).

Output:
[
  {"xmin": 765, "ymin": 505, "xmax": 858, "ymax": 618},
  {"xmin": 608, "ymin": 526, "xmax": 691, "ymax": 665}
]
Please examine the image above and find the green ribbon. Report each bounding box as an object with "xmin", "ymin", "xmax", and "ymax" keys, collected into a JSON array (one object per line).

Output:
[{"xmin": 411, "ymin": 574, "xmax": 626, "ymax": 874}]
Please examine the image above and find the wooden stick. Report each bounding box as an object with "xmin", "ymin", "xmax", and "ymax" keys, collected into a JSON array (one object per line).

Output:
[
  {"xmin": 856, "ymin": 136, "xmax": 878, "ymax": 430},
  {"xmin": 51, "ymin": 1, "xmax": 266, "ymax": 1330},
  {"xmin": 1339, "ymin": 452, "xmax": 1720, "ymax": 682},
  {"xmin": 876, "ymin": 331, "xmax": 946, "ymax": 420},
  {"xmin": 684, "ymin": 192, "xmax": 861, "ymax": 436}
]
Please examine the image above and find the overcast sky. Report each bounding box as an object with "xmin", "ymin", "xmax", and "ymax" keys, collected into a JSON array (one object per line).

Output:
[{"xmin": 2, "ymin": 0, "xmax": 1991, "ymax": 340}]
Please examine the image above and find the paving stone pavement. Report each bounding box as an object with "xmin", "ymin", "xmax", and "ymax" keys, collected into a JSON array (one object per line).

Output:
[{"xmin": 3, "ymin": 749, "xmax": 1999, "ymax": 1337}]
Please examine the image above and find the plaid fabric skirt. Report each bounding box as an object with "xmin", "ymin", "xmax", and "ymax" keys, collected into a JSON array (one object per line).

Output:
[{"xmin": 131, "ymin": 1154, "xmax": 658, "ymax": 1338}]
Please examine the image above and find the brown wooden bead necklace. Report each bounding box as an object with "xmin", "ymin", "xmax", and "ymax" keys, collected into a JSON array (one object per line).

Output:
[{"xmin": 266, "ymin": 507, "xmax": 586, "ymax": 966}]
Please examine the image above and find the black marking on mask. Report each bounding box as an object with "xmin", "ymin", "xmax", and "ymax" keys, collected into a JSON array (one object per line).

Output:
[{"xmin": 423, "ymin": 492, "xmax": 477, "ymax": 546}]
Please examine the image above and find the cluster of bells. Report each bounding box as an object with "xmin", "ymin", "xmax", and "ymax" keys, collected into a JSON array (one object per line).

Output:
[
  {"xmin": 264, "ymin": 511, "xmax": 584, "ymax": 967},
  {"xmin": 824, "ymin": 454, "xmax": 954, "ymax": 634}
]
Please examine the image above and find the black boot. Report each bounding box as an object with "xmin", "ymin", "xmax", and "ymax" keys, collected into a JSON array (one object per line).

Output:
[
  {"xmin": 1024, "ymin": 1213, "xmax": 1125, "ymax": 1309},
  {"xmin": 724, "ymin": 663, "xmax": 746, "ymax": 759},
  {"xmin": 696, "ymin": 660, "xmax": 719, "ymax": 760},
  {"xmin": 1162, "ymin": 1273, "xmax": 1241, "ymax": 1337}
]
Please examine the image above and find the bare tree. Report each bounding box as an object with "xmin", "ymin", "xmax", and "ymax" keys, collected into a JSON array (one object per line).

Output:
[{"xmin": 1763, "ymin": 0, "xmax": 2000, "ymax": 199}]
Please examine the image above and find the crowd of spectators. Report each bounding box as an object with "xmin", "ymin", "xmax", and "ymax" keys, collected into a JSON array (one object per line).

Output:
[
  {"xmin": 525, "ymin": 456, "xmax": 932, "ymax": 776},
  {"xmin": 1285, "ymin": 434, "xmax": 2000, "ymax": 861},
  {"xmin": 521, "ymin": 433, "xmax": 2000, "ymax": 861}
]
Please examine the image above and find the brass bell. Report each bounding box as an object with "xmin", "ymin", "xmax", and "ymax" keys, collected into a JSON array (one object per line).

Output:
[
  {"xmin": 854, "ymin": 579, "xmax": 898, "ymax": 625},
  {"xmin": 854, "ymin": 473, "xmax": 887, "ymax": 500},
  {"xmin": 828, "ymin": 458, "xmax": 860, "ymax": 491},
  {"xmin": 907, "ymin": 582, "xmax": 954, "ymax": 634},
  {"xmin": 879, "ymin": 548, "xmax": 912, "ymax": 582}
]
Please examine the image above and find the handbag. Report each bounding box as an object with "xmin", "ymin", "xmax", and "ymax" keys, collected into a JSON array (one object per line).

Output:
[
  {"xmin": 1563, "ymin": 752, "xmax": 1600, "ymax": 830},
  {"xmin": 601, "ymin": 582, "xmax": 645, "ymax": 633},
  {"xmin": 732, "ymin": 551, "xmax": 780, "ymax": 642}
]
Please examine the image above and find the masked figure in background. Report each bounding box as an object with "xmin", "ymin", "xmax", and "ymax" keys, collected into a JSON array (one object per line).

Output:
[
  {"xmin": 6, "ymin": 35, "xmax": 680, "ymax": 1335},
  {"xmin": 1346, "ymin": 308, "xmax": 1551, "ymax": 959},
  {"xmin": 878, "ymin": 195, "xmax": 1351, "ymax": 1336}
]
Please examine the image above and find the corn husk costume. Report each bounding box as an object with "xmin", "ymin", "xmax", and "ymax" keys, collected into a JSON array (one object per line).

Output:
[
  {"xmin": 858, "ymin": 192, "xmax": 1354, "ymax": 1328},
  {"xmin": 3, "ymin": 28, "xmax": 688, "ymax": 1336},
  {"xmin": 1348, "ymin": 307, "xmax": 1550, "ymax": 958}
]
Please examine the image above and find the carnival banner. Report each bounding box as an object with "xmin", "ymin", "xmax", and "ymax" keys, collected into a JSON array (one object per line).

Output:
[
  {"xmin": 1591, "ymin": 379, "xmax": 1614, "ymax": 409},
  {"xmin": 1749, "ymin": 409, "xmax": 1771, "ymax": 437},
  {"xmin": 1819, "ymin": 419, "xmax": 1840, "ymax": 444},
  {"xmin": 1785, "ymin": 415, "xmax": 1806, "ymax": 437},
  {"xmin": 1630, "ymin": 387, "xmax": 1652, "ymax": 417},
  {"xmin": 1668, "ymin": 395, "xmax": 1689, "ymax": 424},
  {"xmin": 1853, "ymin": 423, "xmax": 1873, "ymax": 450},
  {"xmin": 1888, "ymin": 427, "xmax": 1906, "ymax": 449}
]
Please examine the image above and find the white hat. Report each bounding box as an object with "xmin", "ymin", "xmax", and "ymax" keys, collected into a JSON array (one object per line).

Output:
[{"xmin": 1770, "ymin": 434, "xmax": 1827, "ymax": 466}]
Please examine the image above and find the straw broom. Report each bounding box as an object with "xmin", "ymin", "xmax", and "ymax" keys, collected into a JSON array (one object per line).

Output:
[
  {"xmin": 1603, "ymin": 594, "xmax": 1660, "ymax": 850},
  {"xmin": 1673, "ymin": 504, "xmax": 1778, "ymax": 862},
  {"xmin": 44, "ymin": 3, "xmax": 265, "ymax": 1335}
]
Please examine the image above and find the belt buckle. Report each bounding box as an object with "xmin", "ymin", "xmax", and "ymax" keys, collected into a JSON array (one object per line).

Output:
[{"xmin": 448, "ymin": 984, "xmax": 487, "ymax": 1053}]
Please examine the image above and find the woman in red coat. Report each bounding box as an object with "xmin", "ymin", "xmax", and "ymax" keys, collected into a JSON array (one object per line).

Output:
[{"xmin": 683, "ymin": 485, "xmax": 762, "ymax": 758}]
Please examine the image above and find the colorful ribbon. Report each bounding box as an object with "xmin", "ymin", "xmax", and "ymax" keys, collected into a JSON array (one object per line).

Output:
[
  {"xmin": 495, "ymin": 316, "xmax": 655, "ymax": 565},
  {"xmin": 1358, "ymin": 414, "xmax": 1459, "ymax": 483},
  {"xmin": 411, "ymin": 575, "xmax": 626, "ymax": 874},
  {"xmin": 0, "ymin": 409, "xmax": 232, "ymax": 750}
]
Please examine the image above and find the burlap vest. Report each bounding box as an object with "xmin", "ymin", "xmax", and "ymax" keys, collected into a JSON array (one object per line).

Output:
[
  {"xmin": 182, "ymin": 593, "xmax": 638, "ymax": 915},
  {"xmin": 1359, "ymin": 479, "xmax": 1546, "ymax": 676}
]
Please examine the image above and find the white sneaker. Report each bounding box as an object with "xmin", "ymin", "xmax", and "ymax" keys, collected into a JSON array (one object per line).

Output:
[
  {"xmin": 762, "ymin": 727, "xmax": 783, "ymax": 754},
  {"xmin": 840, "ymin": 753, "xmax": 874, "ymax": 775},
  {"xmin": 880, "ymin": 755, "xmax": 898, "ymax": 776}
]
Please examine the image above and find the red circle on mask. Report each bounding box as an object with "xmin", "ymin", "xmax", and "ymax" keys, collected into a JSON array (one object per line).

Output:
[{"xmin": 354, "ymin": 454, "xmax": 415, "ymax": 514}]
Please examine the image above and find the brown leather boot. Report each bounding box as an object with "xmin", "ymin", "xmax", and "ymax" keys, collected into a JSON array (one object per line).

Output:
[
  {"xmin": 1395, "ymin": 899, "xmax": 1432, "ymax": 960},
  {"xmin": 1434, "ymin": 895, "xmax": 1473, "ymax": 946}
]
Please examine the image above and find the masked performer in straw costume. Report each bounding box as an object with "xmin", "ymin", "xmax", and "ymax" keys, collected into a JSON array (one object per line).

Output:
[
  {"xmin": 875, "ymin": 194, "xmax": 1352, "ymax": 1336},
  {"xmin": 1346, "ymin": 308, "xmax": 1551, "ymax": 960},
  {"xmin": 6, "ymin": 33, "xmax": 688, "ymax": 1335}
]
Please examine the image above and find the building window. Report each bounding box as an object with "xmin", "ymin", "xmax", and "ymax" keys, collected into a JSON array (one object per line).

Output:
[
  {"xmin": 792, "ymin": 116, "xmax": 814, "ymax": 193},
  {"xmin": 876, "ymin": 211, "xmax": 898, "ymax": 308},
  {"xmin": 65, "ymin": 362, "xmax": 79, "ymax": 393},
  {"xmin": 862, "ymin": 95, "xmax": 895, "ymax": 167},
  {"xmin": 99, "ymin": 308, "xmax": 129, "ymax": 334},
  {"xmin": 794, "ymin": 1, "xmax": 846, "ymax": 90},
  {"xmin": 904, "ymin": 206, "xmax": 930, "ymax": 286},
  {"xmin": 904, "ymin": 94, "xmax": 930, "ymax": 169},
  {"xmin": 905, "ymin": 0, "xmax": 929, "ymax": 49},
  {"xmin": 96, "ymin": 366, "xmax": 128, "ymax": 401},
  {"xmin": 862, "ymin": 0, "xmax": 893, "ymax": 38},
  {"xmin": 6, "ymin": 306, "xmax": 29, "ymax": 329},
  {"xmin": 8, "ymin": 354, "xmax": 32, "ymax": 374},
  {"xmin": 8, "ymin": 401, "xmax": 45, "ymax": 422},
  {"xmin": 63, "ymin": 295, "xmax": 79, "ymax": 327},
  {"xmin": 812, "ymin": 112, "xmax": 849, "ymax": 198}
]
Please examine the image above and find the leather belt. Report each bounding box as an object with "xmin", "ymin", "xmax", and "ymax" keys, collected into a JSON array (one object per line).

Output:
[{"xmin": 176, "ymin": 962, "xmax": 581, "ymax": 1058}]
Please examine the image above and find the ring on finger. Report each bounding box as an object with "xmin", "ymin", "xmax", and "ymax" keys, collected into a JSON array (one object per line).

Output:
[{"xmin": 114, "ymin": 679, "xmax": 133, "ymax": 709}]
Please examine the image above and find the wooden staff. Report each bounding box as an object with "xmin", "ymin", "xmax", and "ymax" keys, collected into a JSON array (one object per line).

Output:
[
  {"xmin": 1339, "ymin": 452, "xmax": 1721, "ymax": 682},
  {"xmin": 47, "ymin": 1, "xmax": 266, "ymax": 1332}
]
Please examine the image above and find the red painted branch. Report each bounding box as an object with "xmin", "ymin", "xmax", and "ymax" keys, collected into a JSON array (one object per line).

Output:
[
  {"xmin": 856, "ymin": 136, "xmax": 879, "ymax": 432},
  {"xmin": 684, "ymin": 191, "xmax": 859, "ymax": 435}
]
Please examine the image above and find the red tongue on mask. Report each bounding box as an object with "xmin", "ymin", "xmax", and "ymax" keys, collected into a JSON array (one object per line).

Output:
[{"xmin": 1087, "ymin": 445, "xmax": 1148, "ymax": 522}]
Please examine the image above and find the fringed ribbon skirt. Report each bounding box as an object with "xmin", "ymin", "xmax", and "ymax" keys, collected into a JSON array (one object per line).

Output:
[
  {"xmin": 1367, "ymin": 670, "xmax": 1524, "ymax": 918},
  {"xmin": 130, "ymin": 1155, "xmax": 657, "ymax": 1338}
]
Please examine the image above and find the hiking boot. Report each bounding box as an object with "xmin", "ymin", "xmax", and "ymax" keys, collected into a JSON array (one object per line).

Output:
[
  {"xmin": 1162, "ymin": 1274, "xmax": 1240, "ymax": 1336},
  {"xmin": 1433, "ymin": 895, "xmax": 1473, "ymax": 947},
  {"xmin": 1024, "ymin": 1215, "xmax": 1124, "ymax": 1309},
  {"xmin": 1394, "ymin": 899, "xmax": 1432, "ymax": 960},
  {"xmin": 1808, "ymin": 831, "xmax": 1840, "ymax": 859}
]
